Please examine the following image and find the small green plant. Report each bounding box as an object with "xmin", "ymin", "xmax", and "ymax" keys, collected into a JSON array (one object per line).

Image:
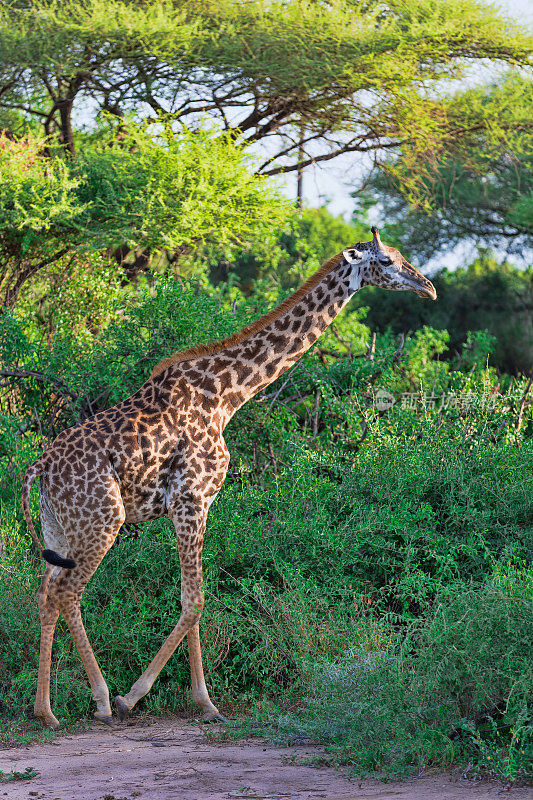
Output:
[{"xmin": 0, "ymin": 766, "xmax": 39, "ymax": 782}]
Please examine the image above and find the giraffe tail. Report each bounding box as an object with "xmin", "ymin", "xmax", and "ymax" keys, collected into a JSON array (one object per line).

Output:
[{"xmin": 22, "ymin": 456, "xmax": 76, "ymax": 570}]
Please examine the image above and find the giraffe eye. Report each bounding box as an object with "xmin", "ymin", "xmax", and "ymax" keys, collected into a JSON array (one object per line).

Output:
[{"xmin": 379, "ymin": 257, "xmax": 392, "ymax": 266}]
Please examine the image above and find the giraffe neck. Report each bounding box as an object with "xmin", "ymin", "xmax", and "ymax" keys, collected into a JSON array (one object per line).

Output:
[{"xmin": 167, "ymin": 255, "xmax": 361, "ymax": 424}]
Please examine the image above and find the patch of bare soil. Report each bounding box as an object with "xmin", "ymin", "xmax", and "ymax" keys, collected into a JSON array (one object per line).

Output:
[{"xmin": 0, "ymin": 717, "xmax": 530, "ymax": 800}]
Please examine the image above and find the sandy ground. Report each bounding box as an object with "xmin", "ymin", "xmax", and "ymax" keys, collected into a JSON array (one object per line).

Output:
[{"xmin": 0, "ymin": 717, "xmax": 531, "ymax": 800}]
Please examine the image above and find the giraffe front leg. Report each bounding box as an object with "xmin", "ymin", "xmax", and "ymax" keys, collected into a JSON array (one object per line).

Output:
[{"xmin": 115, "ymin": 499, "xmax": 224, "ymax": 722}]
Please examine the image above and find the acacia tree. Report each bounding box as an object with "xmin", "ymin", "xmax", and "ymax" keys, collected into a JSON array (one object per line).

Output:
[
  {"xmin": 368, "ymin": 154, "xmax": 533, "ymax": 263},
  {"xmin": 0, "ymin": 0, "xmax": 530, "ymax": 182},
  {"xmin": 0, "ymin": 123, "xmax": 289, "ymax": 308},
  {"xmin": 362, "ymin": 77, "xmax": 533, "ymax": 261}
]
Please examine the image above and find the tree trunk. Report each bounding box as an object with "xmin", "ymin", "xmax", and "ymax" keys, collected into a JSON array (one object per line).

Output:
[
  {"xmin": 58, "ymin": 97, "xmax": 76, "ymax": 155},
  {"xmin": 296, "ymin": 130, "xmax": 304, "ymax": 209}
]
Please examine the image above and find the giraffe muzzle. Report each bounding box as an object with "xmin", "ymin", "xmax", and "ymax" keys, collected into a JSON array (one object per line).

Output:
[
  {"xmin": 400, "ymin": 262, "xmax": 437, "ymax": 300},
  {"xmin": 414, "ymin": 282, "xmax": 437, "ymax": 301}
]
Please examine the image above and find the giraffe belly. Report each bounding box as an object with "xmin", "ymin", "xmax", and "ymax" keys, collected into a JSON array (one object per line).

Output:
[
  {"xmin": 112, "ymin": 442, "xmax": 181, "ymax": 523},
  {"xmin": 121, "ymin": 480, "xmax": 169, "ymax": 523},
  {"xmin": 114, "ymin": 426, "xmax": 230, "ymax": 523}
]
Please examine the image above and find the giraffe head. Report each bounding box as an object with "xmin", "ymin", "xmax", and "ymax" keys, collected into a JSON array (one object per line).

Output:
[{"xmin": 343, "ymin": 227, "xmax": 437, "ymax": 300}]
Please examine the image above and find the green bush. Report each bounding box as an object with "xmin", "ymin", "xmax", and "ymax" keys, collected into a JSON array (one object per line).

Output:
[
  {"xmin": 1, "ymin": 430, "xmax": 531, "ymax": 749},
  {"xmin": 270, "ymin": 565, "xmax": 532, "ymax": 781}
]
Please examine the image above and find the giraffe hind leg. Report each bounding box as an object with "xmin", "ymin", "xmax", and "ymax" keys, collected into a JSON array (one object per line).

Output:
[
  {"xmin": 54, "ymin": 513, "xmax": 125, "ymax": 725},
  {"xmin": 34, "ymin": 566, "xmax": 61, "ymax": 729},
  {"xmin": 60, "ymin": 598, "xmax": 114, "ymax": 724},
  {"xmin": 35, "ymin": 555, "xmax": 116, "ymax": 727},
  {"xmin": 34, "ymin": 497, "xmax": 70, "ymax": 728},
  {"xmin": 36, "ymin": 482, "xmax": 125, "ymax": 727}
]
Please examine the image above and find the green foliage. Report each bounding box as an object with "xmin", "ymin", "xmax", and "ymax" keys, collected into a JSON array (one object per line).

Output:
[
  {"xmin": 411, "ymin": 564, "xmax": 532, "ymax": 780},
  {"xmin": 0, "ymin": 0, "xmax": 530, "ymax": 184},
  {"xmin": 373, "ymin": 155, "xmax": 532, "ymax": 261},
  {"xmin": 200, "ymin": 207, "xmax": 368, "ymax": 292},
  {"xmin": 72, "ymin": 121, "xmax": 289, "ymax": 253},
  {"xmin": 0, "ymin": 120, "xmax": 289, "ymax": 307},
  {"xmin": 385, "ymin": 75, "xmax": 533, "ymax": 213},
  {"xmin": 0, "ymin": 766, "xmax": 39, "ymax": 782},
  {"xmin": 0, "ymin": 276, "xmax": 261, "ymax": 443},
  {"xmin": 366, "ymin": 91, "xmax": 532, "ymax": 261},
  {"xmin": 0, "ymin": 134, "xmax": 82, "ymax": 306},
  {"xmin": 17, "ymin": 254, "xmax": 129, "ymax": 342},
  {"xmin": 0, "ymin": 135, "xmax": 80, "ymax": 248}
]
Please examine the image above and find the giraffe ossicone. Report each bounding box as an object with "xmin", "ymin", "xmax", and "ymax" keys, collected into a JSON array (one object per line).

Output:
[{"xmin": 22, "ymin": 228, "xmax": 436, "ymax": 729}]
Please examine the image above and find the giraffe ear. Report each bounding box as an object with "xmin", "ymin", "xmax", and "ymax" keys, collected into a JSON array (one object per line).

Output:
[{"xmin": 343, "ymin": 248, "xmax": 363, "ymax": 263}]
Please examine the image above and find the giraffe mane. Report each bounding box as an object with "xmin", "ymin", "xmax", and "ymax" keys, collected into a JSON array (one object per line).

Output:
[{"xmin": 150, "ymin": 250, "xmax": 345, "ymax": 379}]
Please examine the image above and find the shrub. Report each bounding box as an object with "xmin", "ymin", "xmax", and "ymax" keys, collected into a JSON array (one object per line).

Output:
[{"xmin": 270, "ymin": 564, "xmax": 533, "ymax": 781}]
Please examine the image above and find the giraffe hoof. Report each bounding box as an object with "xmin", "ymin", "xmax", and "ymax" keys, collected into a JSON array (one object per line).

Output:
[
  {"xmin": 114, "ymin": 695, "xmax": 130, "ymax": 722},
  {"xmin": 94, "ymin": 713, "xmax": 115, "ymax": 728},
  {"xmin": 203, "ymin": 711, "xmax": 229, "ymax": 724},
  {"xmin": 35, "ymin": 711, "xmax": 60, "ymax": 730}
]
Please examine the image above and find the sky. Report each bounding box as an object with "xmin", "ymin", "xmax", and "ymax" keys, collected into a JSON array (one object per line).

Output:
[{"xmin": 272, "ymin": 0, "xmax": 532, "ymax": 269}]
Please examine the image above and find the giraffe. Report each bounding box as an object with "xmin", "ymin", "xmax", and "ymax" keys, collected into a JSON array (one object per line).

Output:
[{"xmin": 22, "ymin": 227, "xmax": 436, "ymax": 730}]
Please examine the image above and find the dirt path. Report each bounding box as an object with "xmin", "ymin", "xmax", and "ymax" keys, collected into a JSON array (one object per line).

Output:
[{"xmin": 0, "ymin": 717, "xmax": 530, "ymax": 800}]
